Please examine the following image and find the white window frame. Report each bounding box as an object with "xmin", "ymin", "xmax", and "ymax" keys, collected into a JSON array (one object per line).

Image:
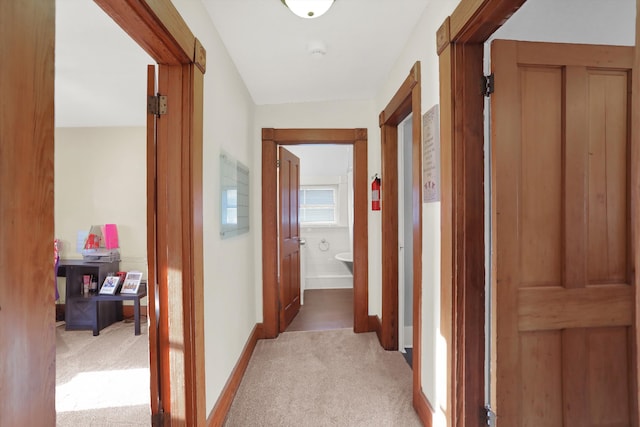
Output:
[{"xmin": 299, "ymin": 185, "xmax": 338, "ymax": 225}]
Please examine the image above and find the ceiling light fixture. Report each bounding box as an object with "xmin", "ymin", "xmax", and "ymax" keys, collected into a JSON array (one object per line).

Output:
[{"xmin": 280, "ymin": 0, "xmax": 335, "ymax": 19}]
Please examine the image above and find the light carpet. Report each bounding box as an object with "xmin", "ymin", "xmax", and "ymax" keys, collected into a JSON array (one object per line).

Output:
[
  {"xmin": 56, "ymin": 320, "xmax": 151, "ymax": 426},
  {"xmin": 224, "ymin": 328, "xmax": 422, "ymax": 427}
]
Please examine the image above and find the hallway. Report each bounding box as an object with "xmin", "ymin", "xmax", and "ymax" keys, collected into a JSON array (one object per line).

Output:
[
  {"xmin": 286, "ymin": 289, "xmax": 353, "ymax": 332},
  {"xmin": 223, "ymin": 328, "xmax": 419, "ymax": 426}
]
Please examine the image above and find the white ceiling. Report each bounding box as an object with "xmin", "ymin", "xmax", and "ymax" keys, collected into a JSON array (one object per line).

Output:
[
  {"xmin": 202, "ymin": 0, "xmax": 430, "ymax": 105},
  {"xmin": 55, "ymin": 0, "xmax": 430, "ymax": 128},
  {"xmin": 55, "ymin": 0, "xmax": 153, "ymax": 128}
]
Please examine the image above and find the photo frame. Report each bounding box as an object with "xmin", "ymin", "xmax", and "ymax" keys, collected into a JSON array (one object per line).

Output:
[
  {"xmin": 120, "ymin": 271, "xmax": 143, "ymax": 294},
  {"xmin": 99, "ymin": 275, "xmax": 121, "ymax": 295}
]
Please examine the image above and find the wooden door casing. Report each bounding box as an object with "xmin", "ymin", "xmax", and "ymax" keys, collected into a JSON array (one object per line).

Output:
[
  {"xmin": 491, "ymin": 40, "xmax": 635, "ymax": 426},
  {"xmin": 278, "ymin": 147, "xmax": 301, "ymax": 332},
  {"xmin": 94, "ymin": 2, "xmax": 207, "ymax": 424}
]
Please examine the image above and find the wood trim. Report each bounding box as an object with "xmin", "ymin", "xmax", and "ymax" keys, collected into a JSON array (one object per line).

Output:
[
  {"xmin": 410, "ymin": 67, "xmax": 427, "ymax": 426},
  {"xmin": 94, "ymin": 0, "xmax": 194, "ymax": 64},
  {"xmin": 438, "ymin": 43, "xmax": 454, "ymax": 427},
  {"xmin": 368, "ymin": 315, "xmax": 382, "ymax": 342},
  {"xmin": 0, "ymin": 1, "xmax": 55, "ymax": 425},
  {"xmin": 449, "ymin": 0, "xmax": 526, "ymax": 44},
  {"xmin": 379, "ymin": 71, "xmax": 418, "ymax": 128},
  {"xmin": 194, "ymin": 38, "xmax": 206, "ymax": 74},
  {"xmin": 453, "ymin": 43, "xmax": 485, "ymax": 427},
  {"xmin": 436, "ymin": 17, "xmax": 451, "ymax": 55},
  {"xmin": 353, "ymin": 137, "xmax": 370, "ymax": 333},
  {"xmin": 271, "ymin": 128, "xmax": 362, "ymax": 143},
  {"xmin": 156, "ymin": 64, "xmax": 186, "ymax": 422},
  {"xmin": 632, "ymin": 2, "xmax": 640, "ymax": 423},
  {"xmin": 380, "ymin": 122, "xmax": 399, "ymax": 351},
  {"xmin": 261, "ymin": 134, "xmax": 279, "ymax": 339},
  {"xmin": 146, "ymin": 64, "xmax": 161, "ymax": 418},
  {"xmin": 438, "ymin": 2, "xmax": 529, "ymax": 426},
  {"xmin": 379, "ymin": 61, "xmax": 431, "ymax": 424},
  {"xmin": 414, "ymin": 389, "xmax": 435, "ymax": 427},
  {"xmin": 96, "ymin": 1, "xmax": 207, "ymax": 424},
  {"xmin": 188, "ymin": 63, "xmax": 207, "ymax": 425},
  {"xmin": 207, "ymin": 324, "xmax": 265, "ymax": 427},
  {"xmin": 261, "ymin": 128, "xmax": 370, "ymax": 339}
]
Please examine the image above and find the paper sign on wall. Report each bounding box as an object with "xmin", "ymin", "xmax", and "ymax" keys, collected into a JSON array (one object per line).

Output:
[{"xmin": 422, "ymin": 105, "xmax": 441, "ymax": 203}]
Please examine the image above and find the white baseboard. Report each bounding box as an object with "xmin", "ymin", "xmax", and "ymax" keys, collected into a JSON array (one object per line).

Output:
[{"xmin": 304, "ymin": 275, "xmax": 353, "ymax": 290}]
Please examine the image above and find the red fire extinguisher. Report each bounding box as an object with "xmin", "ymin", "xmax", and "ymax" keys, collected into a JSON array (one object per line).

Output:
[{"xmin": 371, "ymin": 174, "xmax": 381, "ymax": 211}]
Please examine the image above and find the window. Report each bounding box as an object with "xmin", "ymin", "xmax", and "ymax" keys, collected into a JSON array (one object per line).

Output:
[
  {"xmin": 220, "ymin": 151, "xmax": 250, "ymax": 239},
  {"xmin": 299, "ymin": 186, "xmax": 337, "ymax": 225}
]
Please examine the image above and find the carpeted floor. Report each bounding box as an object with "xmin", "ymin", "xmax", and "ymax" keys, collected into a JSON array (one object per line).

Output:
[
  {"xmin": 56, "ymin": 320, "xmax": 151, "ymax": 426},
  {"xmin": 224, "ymin": 328, "xmax": 422, "ymax": 427}
]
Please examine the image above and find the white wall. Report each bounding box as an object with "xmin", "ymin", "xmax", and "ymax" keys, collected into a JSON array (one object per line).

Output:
[
  {"xmin": 54, "ymin": 126, "xmax": 148, "ymax": 302},
  {"xmin": 254, "ymin": 100, "xmax": 382, "ymax": 315},
  {"xmin": 170, "ymin": 0, "xmax": 258, "ymax": 414}
]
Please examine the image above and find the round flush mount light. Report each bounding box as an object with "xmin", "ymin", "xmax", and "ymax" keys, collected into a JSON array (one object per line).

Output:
[{"xmin": 281, "ymin": 0, "xmax": 335, "ymax": 19}]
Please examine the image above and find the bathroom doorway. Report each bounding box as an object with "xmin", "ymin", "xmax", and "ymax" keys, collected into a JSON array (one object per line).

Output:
[
  {"xmin": 261, "ymin": 128, "xmax": 370, "ymax": 338},
  {"xmin": 284, "ymin": 144, "xmax": 354, "ymax": 332}
]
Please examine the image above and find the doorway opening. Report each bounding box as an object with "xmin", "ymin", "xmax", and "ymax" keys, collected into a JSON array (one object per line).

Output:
[
  {"xmin": 54, "ymin": 1, "xmax": 154, "ymax": 424},
  {"xmin": 377, "ymin": 61, "xmax": 425, "ymax": 418},
  {"xmin": 261, "ymin": 128, "xmax": 370, "ymax": 339},
  {"xmin": 283, "ymin": 144, "xmax": 355, "ymax": 332},
  {"xmin": 398, "ymin": 114, "xmax": 414, "ymax": 367}
]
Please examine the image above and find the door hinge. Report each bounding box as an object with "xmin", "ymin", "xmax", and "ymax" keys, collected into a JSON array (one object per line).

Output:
[
  {"xmin": 483, "ymin": 73, "xmax": 494, "ymax": 97},
  {"xmin": 151, "ymin": 411, "xmax": 167, "ymax": 426},
  {"xmin": 148, "ymin": 95, "xmax": 168, "ymax": 116},
  {"xmin": 485, "ymin": 404, "xmax": 496, "ymax": 426},
  {"xmin": 276, "ymin": 159, "xmax": 281, "ymax": 168}
]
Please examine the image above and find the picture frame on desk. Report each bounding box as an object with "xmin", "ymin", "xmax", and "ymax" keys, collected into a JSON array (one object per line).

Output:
[
  {"xmin": 99, "ymin": 275, "xmax": 121, "ymax": 295},
  {"xmin": 120, "ymin": 271, "xmax": 143, "ymax": 294}
]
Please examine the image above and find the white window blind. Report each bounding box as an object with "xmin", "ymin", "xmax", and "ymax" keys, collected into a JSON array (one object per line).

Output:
[{"xmin": 299, "ymin": 186, "xmax": 337, "ymax": 224}]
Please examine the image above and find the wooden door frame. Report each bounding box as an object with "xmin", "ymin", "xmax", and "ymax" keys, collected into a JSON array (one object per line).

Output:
[
  {"xmin": 378, "ymin": 62, "xmax": 432, "ymax": 424},
  {"xmin": 437, "ymin": 0, "xmax": 640, "ymax": 426},
  {"xmin": 262, "ymin": 128, "xmax": 370, "ymax": 338},
  {"xmin": 93, "ymin": 1, "xmax": 207, "ymax": 425},
  {"xmin": 437, "ymin": 3, "xmax": 526, "ymax": 425}
]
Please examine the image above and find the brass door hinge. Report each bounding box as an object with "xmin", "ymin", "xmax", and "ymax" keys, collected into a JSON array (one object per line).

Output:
[{"xmin": 148, "ymin": 95, "xmax": 168, "ymax": 116}]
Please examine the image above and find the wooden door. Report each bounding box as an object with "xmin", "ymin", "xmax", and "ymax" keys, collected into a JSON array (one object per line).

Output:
[
  {"xmin": 278, "ymin": 147, "xmax": 301, "ymax": 332},
  {"xmin": 0, "ymin": 1, "xmax": 55, "ymax": 425},
  {"xmin": 146, "ymin": 64, "xmax": 162, "ymax": 422},
  {"xmin": 491, "ymin": 40, "xmax": 636, "ymax": 426}
]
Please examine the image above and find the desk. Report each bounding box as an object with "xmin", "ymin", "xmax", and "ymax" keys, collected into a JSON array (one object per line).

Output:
[
  {"xmin": 91, "ymin": 284, "xmax": 147, "ymax": 336},
  {"xmin": 58, "ymin": 259, "xmax": 121, "ymax": 334}
]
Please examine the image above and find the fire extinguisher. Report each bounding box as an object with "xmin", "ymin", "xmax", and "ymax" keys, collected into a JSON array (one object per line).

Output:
[{"xmin": 371, "ymin": 174, "xmax": 381, "ymax": 211}]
